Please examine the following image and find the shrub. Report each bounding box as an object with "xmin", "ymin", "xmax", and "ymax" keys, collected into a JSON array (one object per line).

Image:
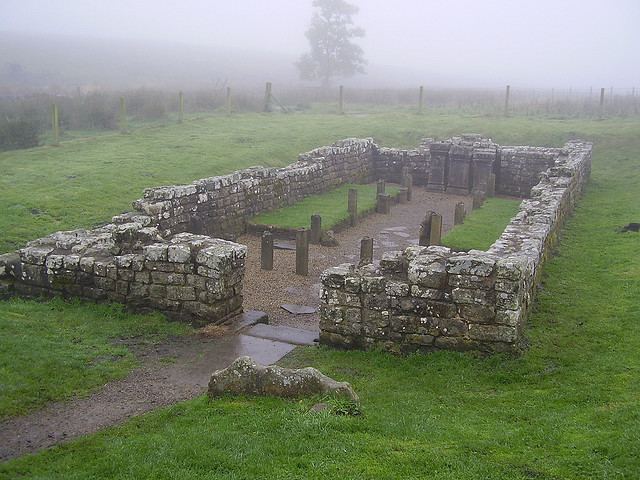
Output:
[{"xmin": 0, "ymin": 119, "xmax": 39, "ymax": 151}]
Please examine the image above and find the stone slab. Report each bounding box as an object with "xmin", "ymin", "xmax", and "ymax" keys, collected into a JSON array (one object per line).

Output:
[
  {"xmin": 243, "ymin": 324, "xmax": 319, "ymax": 346},
  {"xmin": 230, "ymin": 310, "xmax": 269, "ymax": 334},
  {"xmin": 281, "ymin": 304, "xmax": 317, "ymax": 315},
  {"xmin": 274, "ymin": 240, "xmax": 296, "ymax": 251}
]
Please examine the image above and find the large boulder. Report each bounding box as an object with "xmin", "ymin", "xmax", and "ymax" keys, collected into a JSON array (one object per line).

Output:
[{"xmin": 207, "ymin": 356, "xmax": 358, "ymax": 403}]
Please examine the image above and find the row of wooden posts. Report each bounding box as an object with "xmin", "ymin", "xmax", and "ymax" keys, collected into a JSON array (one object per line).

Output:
[
  {"xmin": 48, "ymin": 83, "xmax": 620, "ymax": 144},
  {"xmin": 257, "ymin": 167, "xmax": 465, "ymax": 276}
]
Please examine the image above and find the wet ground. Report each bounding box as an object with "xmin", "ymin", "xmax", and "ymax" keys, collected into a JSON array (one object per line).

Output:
[{"xmin": 0, "ymin": 187, "xmax": 470, "ymax": 461}]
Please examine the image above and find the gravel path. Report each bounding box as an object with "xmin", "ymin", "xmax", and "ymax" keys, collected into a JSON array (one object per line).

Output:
[
  {"xmin": 0, "ymin": 186, "xmax": 470, "ymax": 461},
  {"xmin": 241, "ymin": 187, "xmax": 471, "ymax": 330}
]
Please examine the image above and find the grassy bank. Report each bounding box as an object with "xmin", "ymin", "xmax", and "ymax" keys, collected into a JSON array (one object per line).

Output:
[
  {"xmin": 0, "ymin": 299, "xmax": 190, "ymax": 419},
  {"xmin": 250, "ymin": 183, "xmax": 399, "ymax": 230},
  {"xmin": 442, "ymin": 197, "xmax": 522, "ymax": 251}
]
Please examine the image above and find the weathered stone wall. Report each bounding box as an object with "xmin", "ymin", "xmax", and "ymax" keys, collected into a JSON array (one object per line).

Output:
[
  {"xmin": 496, "ymin": 146, "xmax": 561, "ymax": 197},
  {"xmin": 0, "ymin": 225, "xmax": 246, "ymax": 325},
  {"xmin": 132, "ymin": 138, "xmax": 376, "ymax": 239},
  {"xmin": 319, "ymin": 141, "xmax": 592, "ymax": 354},
  {"xmin": 374, "ymin": 147, "xmax": 430, "ymax": 185}
]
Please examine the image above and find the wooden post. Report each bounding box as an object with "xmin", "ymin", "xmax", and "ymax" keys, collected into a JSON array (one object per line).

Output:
[
  {"xmin": 418, "ymin": 85, "xmax": 424, "ymax": 114},
  {"xmin": 295, "ymin": 228, "xmax": 309, "ymax": 276},
  {"xmin": 348, "ymin": 188, "xmax": 358, "ymax": 226},
  {"xmin": 226, "ymin": 87, "xmax": 232, "ymax": 116},
  {"xmin": 310, "ymin": 214, "xmax": 322, "ymax": 244},
  {"xmin": 264, "ymin": 82, "xmax": 272, "ymax": 112},
  {"xmin": 376, "ymin": 179, "xmax": 386, "ymax": 195},
  {"xmin": 429, "ymin": 213, "xmax": 442, "ymax": 246},
  {"xmin": 119, "ymin": 96, "xmax": 128, "ymax": 134},
  {"xmin": 487, "ymin": 173, "xmax": 496, "ymax": 197},
  {"xmin": 419, "ymin": 211, "xmax": 434, "ymax": 246},
  {"xmin": 599, "ymin": 87, "xmax": 605, "ymax": 117},
  {"xmin": 360, "ymin": 237, "xmax": 373, "ymax": 265},
  {"xmin": 178, "ymin": 91, "xmax": 184, "ymax": 123},
  {"xmin": 261, "ymin": 231, "xmax": 273, "ymax": 271},
  {"xmin": 406, "ymin": 173, "xmax": 413, "ymax": 201},
  {"xmin": 473, "ymin": 191, "xmax": 484, "ymax": 209},
  {"xmin": 454, "ymin": 202, "xmax": 465, "ymax": 225},
  {"xmin": 339, "ymin": 85, "xmax": 344, "ymax": 115},
  {"xmin": 504, "ymin": 85, "xmax": 511, "ymax": 116},
  {"xmin": 377, "ymin": 193, "xmax": 391, "ymax": 214},
  {"xmin": 51, "ymin": 103, "xmax": 60, "ymax": 146}
]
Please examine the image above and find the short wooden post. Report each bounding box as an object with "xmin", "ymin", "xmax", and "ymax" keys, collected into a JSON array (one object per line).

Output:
[
  {"xmin": 429, "ymin": 213, "xmax": 442, "ymax": 246},
  {"xmin": 226, "ymin": 87, "xmax": 232, "ymax": 116},
  {"xmin": 348, "ymin": 188, "xmax": 358, "ymax": 226},
  {"xmin": 454, "ymin": 202, "xmax": 465, "ymax": 225},
  {"xmin": 473, "ymin": 191, "xmax": 484, "ymax": 209},
  {"xmin": 504, "ymin": 85, "xmax": 511, "ymax": 116},
  {"xmin": 178, "ymin": 91, "xmax": 184, "ymax": 123},
  {"xmin": 377, "ymin": 193, "xmax": 391, "ymax": 214},
  {"xmin": 261, "ymin": 231, "xmax": 273, "ymax": 271},
  {"xmin": 398, "ymin": 188, "xmax": 408, "ymax": 203},
  {"xmin": 376, "ymin": 179, "xmax": 386, "ymax": 195},
  {"xmin": 360, "ymin": 237, "xmax": 373, "ymax": 265},
  {"xmin": 339, "ymin": 85, "xmax": 344, "ymax": 115},
  {"xmin": 487, "ymin": 173, "xmax": 496, "ymax": 197},
  {"xmin": 419, "ymin": 211, "xmax": 434, "ymax": 246},
  {"xmin": 310, "ymin": 214, "xmax": 322, "ymax": 244},
  {"xmin": 51, "ymin": 103, "xmax": 60, "ymax": 146},
  {"xmin": 295, "ymin": 228, "xmax": 309, "ymax": 276},
  {"xmin": 119, "ymin": 96, "xmax": 128, "ymax": 134},
  {"xmin": 406, "ymin": 173, "xmax": 413, "ymax": 201},
  {"xmin": 599, "ymin": 87, "xmax": 605, "ymax": 117},
  {"xmin": 418, "ymin": 85, "xmax": 424, "ymax": 114},
  {"xmin": 264, "ymin": 82, "xmax": 272, "ymax": 112}
]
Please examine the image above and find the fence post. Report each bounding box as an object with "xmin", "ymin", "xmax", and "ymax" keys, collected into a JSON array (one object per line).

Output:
[
  {"xmin": 504, "ymin": 85, "xmax": 511, "ymax": 116},
  {"xmin": 418, "ymin": 85, "xmax": 424, "ymax": 114},
  {"xmin": 261, "ymin": 231, "xmax": 274, "ymax": 271},
  {"xmin": 599, "ymin": 87, "xmax": 605, "ymax": 118},
  {"xmin": 310, "ymin": 214, "xmax": 322, "ymax": 244},
  {"xmin": 226, "ymin": 87, "xmax": 232, "ymax": 116},
  {"xmin": 360, "ymin": 237, "xmax": 374, "ymax": 265},
  {"xmin": 339, "ymin": 85, "xmax": 344, "ymax": 115},
  {"xmin": 348, "ymin": 188, "xmax": 358, "ymax": 226},
  {"xmin": 264, "ymin": 82, "xmax": 272, "ymax": 112},
  {"xmin": 119, "ymin": 96, "xmax": 128, "ymax": 134},
  {"xmin": 178, "ymin": 91, "xmax": 184, "ymax": 123},
  {"xmin": 51, "ymin": 103, "xmax": 60, "ymax": 146},
  {"xmin": 295, "ymin": 228, "xmax": 309, "ymax": 276}
]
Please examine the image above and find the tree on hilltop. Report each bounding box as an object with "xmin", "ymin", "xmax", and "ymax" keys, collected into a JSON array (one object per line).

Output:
[{"xmin": 296, "ymin": 0, "xmax": 366, "ymax": 87}]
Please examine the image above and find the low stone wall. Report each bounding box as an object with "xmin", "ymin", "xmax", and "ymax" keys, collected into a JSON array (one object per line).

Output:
[
  {"xmin": 132, "ymin": 138, "xmax": 376, "ymax": 239},
  {"xmin": 497, "ymin": 146, "xmax": 561, "ymax": 197},
  {"xmin": 0, "ymin": 225, "xmax": 246, "ymax": 325},
  {"xmin": 318, "ymin": 141, "xmax": 592, "ymax": 354}
]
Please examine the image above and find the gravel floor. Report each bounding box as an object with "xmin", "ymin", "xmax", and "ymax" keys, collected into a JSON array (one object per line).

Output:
[{"xmin": 240, "ymin": 186, "xmax": 471, "ymax": 331}]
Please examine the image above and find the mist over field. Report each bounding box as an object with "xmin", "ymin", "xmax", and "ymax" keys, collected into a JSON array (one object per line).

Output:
[{"xmin": 1, "ymin": 0, "xmax": 639, "ymax": 90}]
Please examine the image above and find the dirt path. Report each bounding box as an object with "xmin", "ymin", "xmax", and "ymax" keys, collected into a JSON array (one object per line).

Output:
[{"xmin": 0, "ymin": 187, "xmax": 469, "ymax": 462}]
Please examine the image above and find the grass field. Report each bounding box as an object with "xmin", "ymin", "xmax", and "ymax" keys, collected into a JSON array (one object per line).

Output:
[
  {"xmin": 0, "ymin": 110, "xmax": 639, "ymax": 477},
  {"xmin": 250, "ymin": 183, "xmax": 400, "ymax": 230},
  {"xmin": 442, "ymin": 197, "xmax": 522, "ymax": 251}
]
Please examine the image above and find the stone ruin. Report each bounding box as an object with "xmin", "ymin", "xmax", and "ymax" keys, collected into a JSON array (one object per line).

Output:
[{"xmin": 0, "ymin": 134, "xmax": 591, "ymax": 353}]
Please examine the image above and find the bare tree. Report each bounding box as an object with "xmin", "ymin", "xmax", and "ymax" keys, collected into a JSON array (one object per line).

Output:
[{"xmin": 296, "ymin": 0, "xmax": 366, "ymax": 87}]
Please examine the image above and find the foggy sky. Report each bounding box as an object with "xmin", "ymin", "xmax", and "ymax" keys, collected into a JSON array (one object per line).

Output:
[{"xmin": 2, "ymin": 0, "xmax": 639, "ymax": 88}]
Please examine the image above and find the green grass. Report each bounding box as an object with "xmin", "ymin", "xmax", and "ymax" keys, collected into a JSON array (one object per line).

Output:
[
  {"xmin": 0, "ymin": 298, "xmax": 190, "ymax": 419},
  {"xmin": 442, "ymin": 197, "xmax": 522, "ymax": 251},
  {"xmin": 250, "ymin": 183, "xmax": 400, "ymax": 230},
  {"xmin": 0, "ymin": 111, "xmax": 639, "ymax": 477}
]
